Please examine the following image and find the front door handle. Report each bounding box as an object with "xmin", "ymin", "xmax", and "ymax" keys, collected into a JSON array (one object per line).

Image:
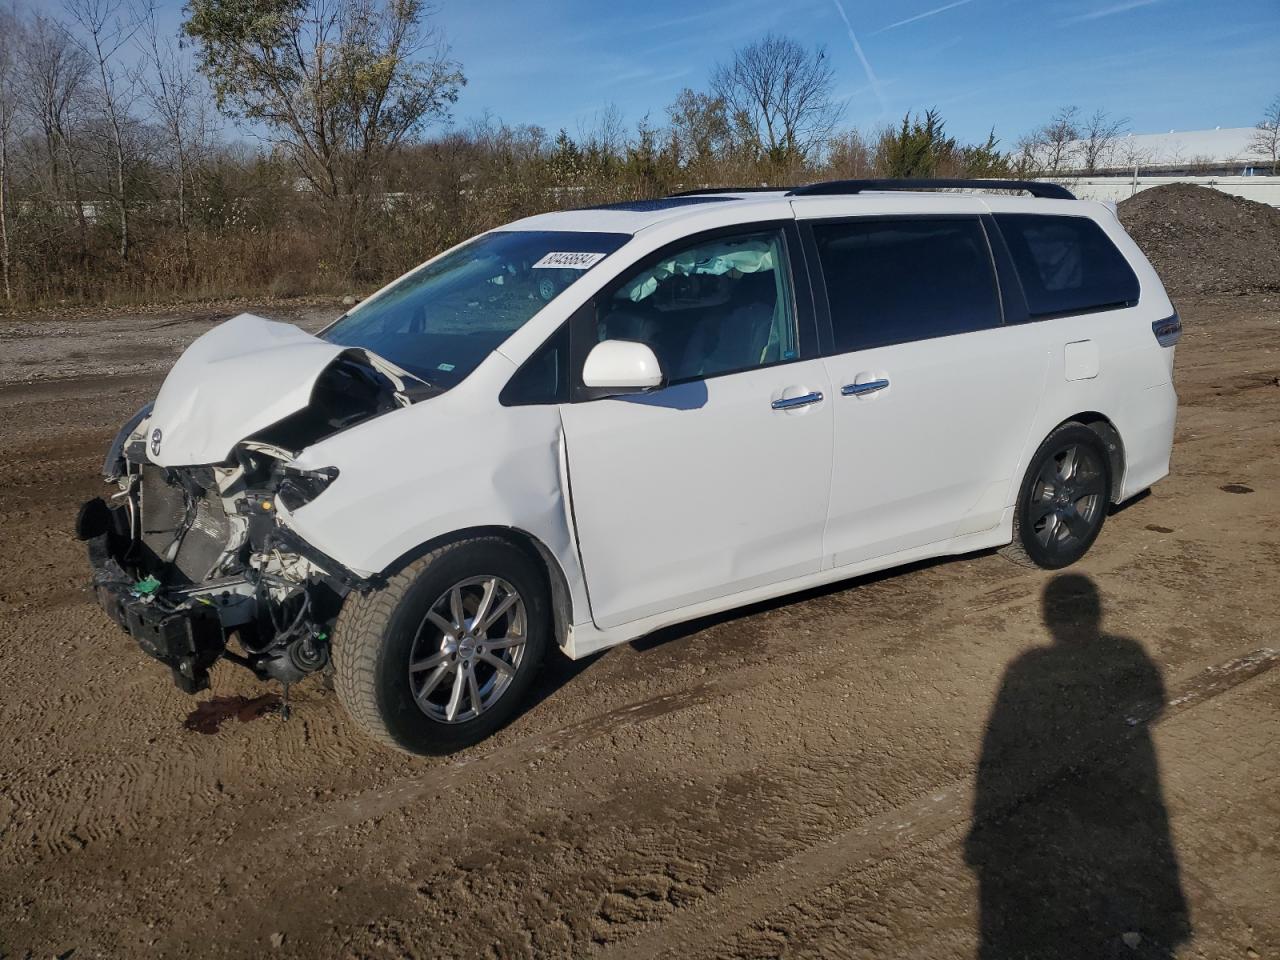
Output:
[
  {"xmin": 842, "ymin": 378, "xmax": 889, "ymax": 397},
  {"xmin": 771, "ymin": 391, "xmax": 824, "ymax": 410}
]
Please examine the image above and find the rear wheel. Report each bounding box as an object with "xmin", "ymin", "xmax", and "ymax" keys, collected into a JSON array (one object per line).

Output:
[
  {"xmin": 333, "ymin": 537, "xmax": 550, "ymax": 755},
  {"xmin": 1002, "ymin": 424, "xmax": 1111, "ymax": 570}
]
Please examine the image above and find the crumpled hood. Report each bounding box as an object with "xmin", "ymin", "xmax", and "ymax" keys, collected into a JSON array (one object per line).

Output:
[{"xmin": 146, "ymin": 313, "xmax": 353, "ymax": 467}]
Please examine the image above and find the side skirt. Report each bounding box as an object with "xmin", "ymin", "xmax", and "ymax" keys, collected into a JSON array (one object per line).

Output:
[{"xmin": 561, "ymin": 517, "xmax": 1014, "ymax": 660}]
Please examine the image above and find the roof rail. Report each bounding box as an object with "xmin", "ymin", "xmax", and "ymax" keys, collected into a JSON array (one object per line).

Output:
[
  {"xmin": 667, "ymin": 186, "xmax": 791, "ymax": 197},
  {"xmin": 786, "ymin": 178, "xmax": 1075, "ymax": 200}
]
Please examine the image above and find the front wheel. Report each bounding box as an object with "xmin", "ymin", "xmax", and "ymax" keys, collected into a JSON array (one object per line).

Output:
[
  {"xmin": 333, "ymin": 537, "xmax": 550, "ymax": 755},
  {"xmin": 1002, "ymin": 423, "xmax": 1111, "ymax": 570}
]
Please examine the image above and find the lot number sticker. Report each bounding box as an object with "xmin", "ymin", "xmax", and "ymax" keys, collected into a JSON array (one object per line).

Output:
[{"xmin": 532, "ymin": 251, "xmax": 606, "ymax": 270}]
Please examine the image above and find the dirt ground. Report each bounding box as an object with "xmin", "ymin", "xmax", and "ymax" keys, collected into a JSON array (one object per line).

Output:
[{"xmin": 0, "ymin": 294, "xmax": 1277, "ymax": 959}]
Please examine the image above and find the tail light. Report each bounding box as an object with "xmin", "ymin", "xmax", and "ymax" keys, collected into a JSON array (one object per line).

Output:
[{"xmin": 1152, "ymin": 312, "xmax": 1181, "ymax": 347}]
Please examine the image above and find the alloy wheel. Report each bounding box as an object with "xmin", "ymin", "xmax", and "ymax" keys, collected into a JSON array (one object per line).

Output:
[
  {"xmin": 1028, "ymin": 443, "xmax": 1107, "ymax": 557},
  {"xmin": 408, "ymin": 576, "xmax": 527, "ymax": 723}
]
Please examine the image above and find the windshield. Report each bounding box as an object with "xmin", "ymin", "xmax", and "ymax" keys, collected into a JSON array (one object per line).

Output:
[{"xmin": 322, "ymin": 230, "xmax": 628, "ymax": 388}]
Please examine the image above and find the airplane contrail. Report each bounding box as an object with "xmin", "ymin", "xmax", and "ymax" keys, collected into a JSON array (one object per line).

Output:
[
  {"xmin": 1061, "ymin": 0, "xmax": 1160, "ymax": 25},
  {"xmin": 872, "ymin": 0, "xmax": 975, "ymax": 35},
  {"xmin": 830, "ymin": 0, "xmax": 888, "ymax": 114}
]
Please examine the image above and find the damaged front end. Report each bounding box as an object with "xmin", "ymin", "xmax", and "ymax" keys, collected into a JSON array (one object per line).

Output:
[
  {"xmin": 77, "ymin": 315, "xmax": 418, "ymax": 694},
  {"xmin": 79, "ymin": 439, "xmax": 345, "ymax": 693}
]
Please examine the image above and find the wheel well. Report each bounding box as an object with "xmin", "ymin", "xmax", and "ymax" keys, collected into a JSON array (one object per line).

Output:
[
  {"xmin": 378, "ymin": 527, "xmax": 574, "ymax": 653},
  {"xmin": 1059, "ymin": 412, "xmax": 1125, "ymax": 502}
]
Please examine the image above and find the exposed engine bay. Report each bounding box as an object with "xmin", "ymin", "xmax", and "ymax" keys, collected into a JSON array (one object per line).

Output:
[{"xmin": 77, "ymin": 347, "xmax": 421, "ymax": 695}]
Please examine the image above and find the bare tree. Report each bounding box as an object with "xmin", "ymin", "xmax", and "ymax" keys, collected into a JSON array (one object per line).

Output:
[
  {"xmin": 1079, "ymin": 108, "xmax": 1128, "ymax": 174},
  {"xmin": 578, "ymin": 103, "xmax": 627, "ymax": 160},
  {"xmin": 0, "ymin": 4, "xmax": 19, "ymax": 301},
  {"xmin": 136, "ymin": 0, "xmax": 216, "ymax": 278},
  {"xmin": 1115, "ymin": 136, "xmax": 1150, "ymax": 174},
  {"xmin": 184, "ymin": 0, "xmax": 465, "ymax": 275},
  {"xmin": 17, "ymin": 13, "xmax": 93, "ymax": 265},
  {"xmin": 666, "ymin": 88, "xmax": 734, "ymax": 172},
  {"xmin": 1186, "ymin": 154, "xmax": 1219, "ymax": 175},
  {"xmin": 66, "ymin": 0, "xmax": 141, "ymax": 262},
  {"xmin": 1022, "ymin": 105, "xmax": 1081, "ymax": 175},
  {"xmin": 1251, "ymin": 94, "xmax": 1280, "ymax": 175},
  {"xmin": 711, "ymin": 33, "xmax": 843, "ymax": 166}
]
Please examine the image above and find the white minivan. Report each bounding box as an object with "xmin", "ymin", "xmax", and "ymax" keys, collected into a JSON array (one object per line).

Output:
[{"xmin": 80, "ymin": 179, "xmax": 1180, "ymax": 754}]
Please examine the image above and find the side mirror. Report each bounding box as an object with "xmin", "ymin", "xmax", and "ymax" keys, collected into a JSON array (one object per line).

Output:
[{"xmin": 581, "ymin": 340, "xmax": 664, "ymax": 397}]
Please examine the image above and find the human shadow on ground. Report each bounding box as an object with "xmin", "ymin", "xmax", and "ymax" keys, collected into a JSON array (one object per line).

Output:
[{"xmin": 965, "ymin": 573, "xmax": 1191, "ymax": 959}]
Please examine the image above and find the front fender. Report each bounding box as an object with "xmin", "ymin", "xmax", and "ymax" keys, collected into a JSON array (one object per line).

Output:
[{"xmin": 281, "ymin": 373, "xmax": 586, "ymax": 621}]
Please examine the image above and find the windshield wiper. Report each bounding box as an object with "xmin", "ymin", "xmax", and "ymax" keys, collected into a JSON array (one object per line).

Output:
[
  {"xmin": 399, "ymin": 381, "xmax": 443, "ymax": 402},
  {"xmin": 352, "ymin": 350, "xmax": 442, "ymax": 406}
]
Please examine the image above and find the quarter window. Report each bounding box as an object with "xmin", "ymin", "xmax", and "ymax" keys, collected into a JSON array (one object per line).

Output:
[
  {"xmin": 500, "ymin": 323, "xmax": 569, "ymax": 406},
  {"xmin": 995, "ymin": 214, "xmax": 1139, "ymax": 318},
  {"xmin": 812, "ymin": 218, "xmax": 1002, "ymax": 353},
  {"xmin": 595, "ymin": 229, "xmax": 798, "ymax": 384}
]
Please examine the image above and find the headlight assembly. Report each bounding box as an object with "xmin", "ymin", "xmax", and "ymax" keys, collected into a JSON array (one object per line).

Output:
[{"xmin": 276, "ymin": 467, "xmax": 339, "ymax": 512}]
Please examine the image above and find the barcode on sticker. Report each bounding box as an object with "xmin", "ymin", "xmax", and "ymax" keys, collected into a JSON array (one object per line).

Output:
[{"xmin": 532, "ymin": 251, "xmax": 606, "ymax": 270}]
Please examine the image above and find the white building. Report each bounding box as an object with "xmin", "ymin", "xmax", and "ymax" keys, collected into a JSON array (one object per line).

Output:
[
  {"xmin": 1047, "ymin": 127, "xmax": 1272, "ymax": 177},
  {"xmin": 1098, "ymin": 127, "xmax": 1271, "ymax": 176},
  {"xmin": 1035, "ymin": 127, "xmax": 1279, "ymax": 207}
]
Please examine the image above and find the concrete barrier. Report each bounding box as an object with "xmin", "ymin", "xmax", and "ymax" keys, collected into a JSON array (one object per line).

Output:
[{"xmin": 1043, "ymin": 176, "xmax": 1280, "ymax": 207}]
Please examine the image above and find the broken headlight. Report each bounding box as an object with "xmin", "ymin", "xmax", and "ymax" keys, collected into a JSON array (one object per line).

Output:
[
  {"xmin": 276, "ymin": 467, "xmax": 339, "ymax": 512},
  {"xmin": 103, "ymin": 402, "xmax": 155, "ymax": 479}
]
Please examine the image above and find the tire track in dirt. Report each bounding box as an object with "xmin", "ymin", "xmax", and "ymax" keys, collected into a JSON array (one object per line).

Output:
[
  {"xmin": 0, "ymin": 634, "xmax": 375, "ymax": 869},
  {"xmin": 291, "ymin": 680, "xmax": 740, "ymax": 838},
  {"xmin": 279, "ymin": 506, "xmax": 1265, "ymax": 850},
  {"xmin": 282, "ymin": 555, "xmax": 1029, "ymax": 845},
  {"xmin": 0, "ymin": 618, "xmax": 230, "ymax": 865},
  {"xmin": 0, "ymin": 372, "xmax": 164, "ymax": 407},
  {"xmin": 591, "ymin": 648, "xmax": 1280, "ymax": 960}
]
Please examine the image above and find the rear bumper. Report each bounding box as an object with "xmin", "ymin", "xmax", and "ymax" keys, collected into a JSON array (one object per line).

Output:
[
  {"xmin": 83, "ymin": 500, "xmax": 225, "ymax": 694},
  {"xmin": 1119, "ymin": 382, "xmax": 1178, "ymax": 501}
]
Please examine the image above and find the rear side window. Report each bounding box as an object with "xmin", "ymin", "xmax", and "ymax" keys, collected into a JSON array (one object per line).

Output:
[
  {"xmin": 811, "ymin": 218, "xmax": 1002, "ymax": 353},
  {"xmin": 995, "ymin": 214, "xmax": 1139, "ymax": 318}
]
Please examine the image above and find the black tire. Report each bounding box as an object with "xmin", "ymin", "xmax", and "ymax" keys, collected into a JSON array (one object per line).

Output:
[
  {"xmin": 1002, "ymin": 423, "xmax": 1112, "ymax": 570},
  {"xmin": 333, "ymin": 537, "xmax": 550, "ymax": 755}
]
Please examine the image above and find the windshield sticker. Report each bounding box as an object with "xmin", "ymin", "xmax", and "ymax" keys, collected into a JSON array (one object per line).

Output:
[{"xmin": 532, "ymin": 251, "xmax": 607, "ymax": 270}]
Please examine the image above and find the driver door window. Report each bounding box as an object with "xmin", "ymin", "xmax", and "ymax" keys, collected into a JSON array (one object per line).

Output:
[{"xmin": 596, "ymin": 230, "xmax": 798, "ymax": 384}]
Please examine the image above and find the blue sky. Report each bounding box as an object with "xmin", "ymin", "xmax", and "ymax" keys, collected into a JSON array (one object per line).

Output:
[
  {"xmin": 147, "ymin": 0, "xmax": 1279, "ymax": 148},
  {"xmin": 440, "ymin": 0, "xmax": 1279, "ymax": 146}
]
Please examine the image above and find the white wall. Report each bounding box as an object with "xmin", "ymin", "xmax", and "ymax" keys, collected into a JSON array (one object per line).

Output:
[{"xmin": 1043, "ymin": 176, "xmax": 1280, "ymax": 208}]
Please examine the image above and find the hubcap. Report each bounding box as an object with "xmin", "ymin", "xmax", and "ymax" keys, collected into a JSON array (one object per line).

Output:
[
  {"xmin": 1029, "ymin": 443, "xmax": 1106, "ymax": 554},
  {"xmin": 407, "ymin": 576, "xmax": 527, "ymax": 723}
]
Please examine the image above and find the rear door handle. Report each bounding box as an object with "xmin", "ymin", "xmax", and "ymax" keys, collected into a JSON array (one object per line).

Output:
[
  {"xmin": 842, "ymin": 378, "xmax": 889, "ymax": 397},
  {"xmin": 771, "ymin": 391, "xmax": 824, "ymax": 410}
]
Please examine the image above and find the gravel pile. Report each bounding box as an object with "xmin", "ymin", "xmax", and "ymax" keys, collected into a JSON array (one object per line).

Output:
[{"xmin": 1117, "ymin": 183, "xmax": 1280, "ymax": 297}]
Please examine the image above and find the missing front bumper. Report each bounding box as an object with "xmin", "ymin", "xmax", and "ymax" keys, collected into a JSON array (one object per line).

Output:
[
  {"xmin": 80, "ymin": 495, "xmax": 342, "ymax": 695},
  {"xmin": 86, "ymin": 526, "xmax": 226, "ymax": 694}
]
